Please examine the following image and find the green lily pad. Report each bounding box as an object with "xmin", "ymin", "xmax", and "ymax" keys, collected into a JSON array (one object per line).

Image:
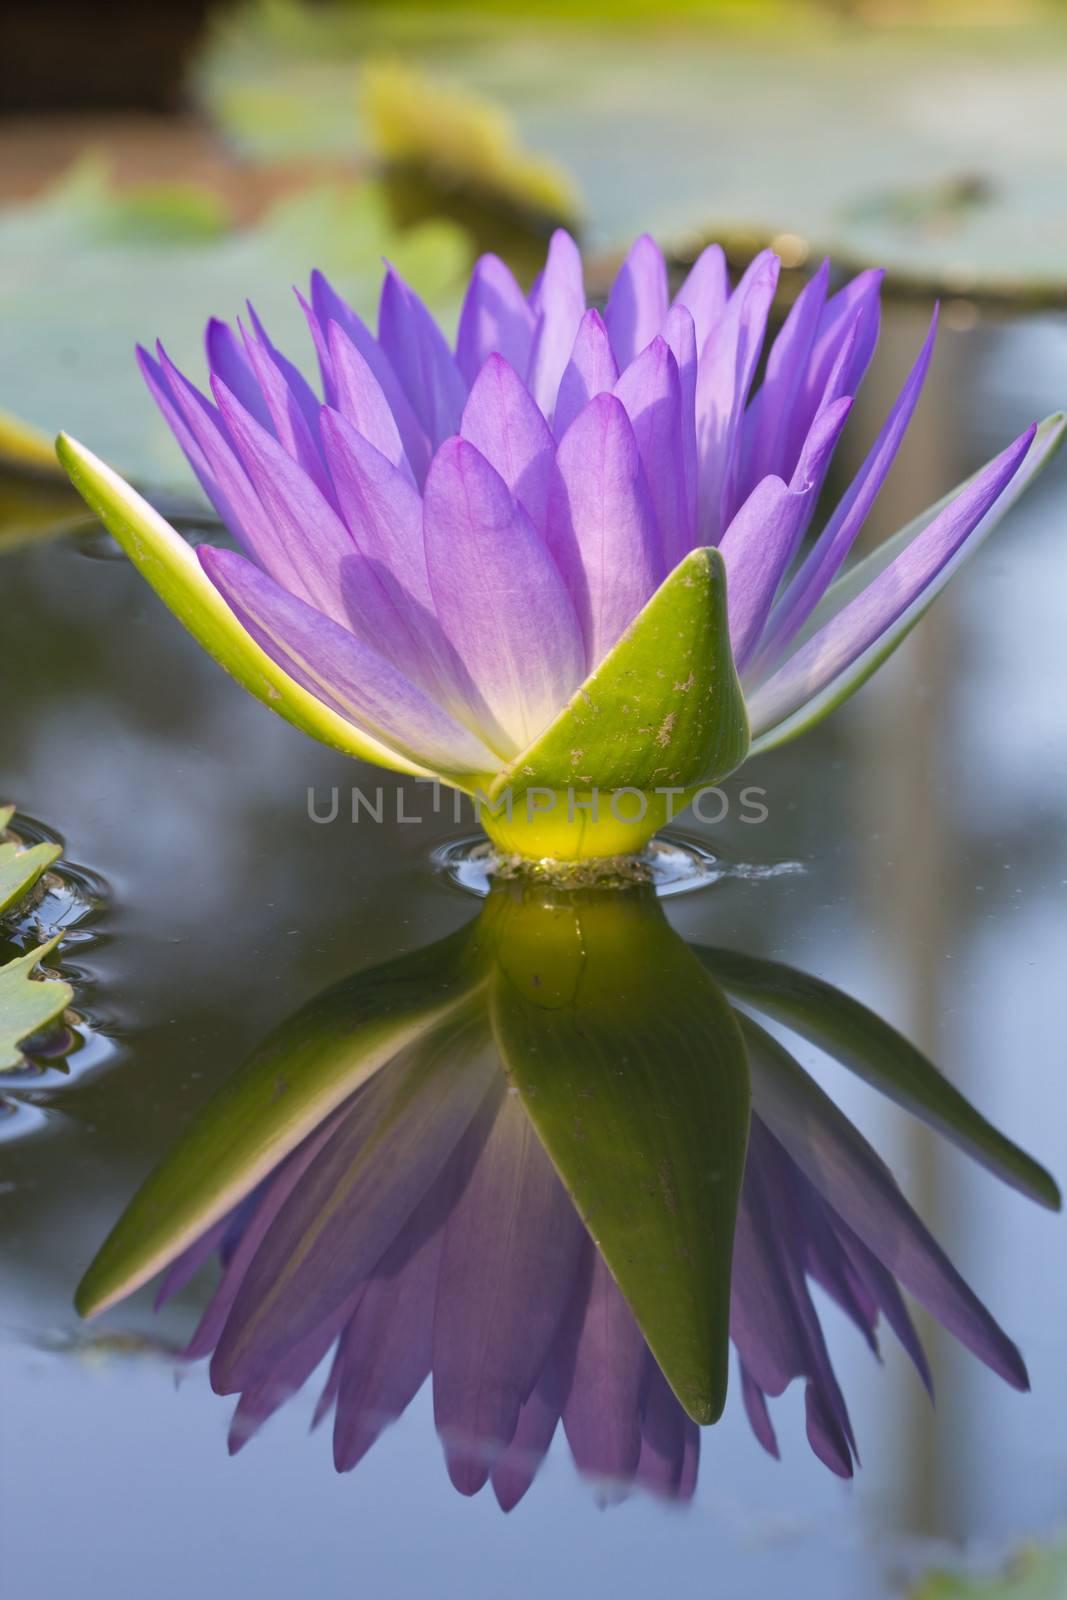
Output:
[
  {"xmin": 0, "ymin": 833, "xmax": 62, "ymax": 917},
  {"xmin": 0, "ymin": 161, "xmax": 469, "ymax": 490},
  {"xmin": 695, "ymin": 944, "xmax": 1060, "ymax": 1211},
  {"xmin": 0, "ymin": 936, "xmax": 72, "ymax": 1073},
  {"xmin": 489, "ymin": 885, "xmax": 750, "ymax": 1423},
  {"xmin": 491, "ymin": 547, "xmax": 749, "ymax": 804},
  {"xmin": 201, "ymin": 6, "xmax": 1067, "ymax": 297},
  {"xmin": 76, "ymin": 920, "xmax": 488, "ymax": 1317}
]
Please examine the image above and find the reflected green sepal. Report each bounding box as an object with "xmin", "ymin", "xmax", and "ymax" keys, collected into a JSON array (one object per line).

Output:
[
  {"xmin": 75, "ymin": 922, "xmax": 490, "ymax": 1317},
  {"xmin": 696, "ymin": 943, "xmax": 1061, "ymax": 1211},
  {"xmin": 489, "ymin": 885, "xmax": 750, "ymax": 1422}
]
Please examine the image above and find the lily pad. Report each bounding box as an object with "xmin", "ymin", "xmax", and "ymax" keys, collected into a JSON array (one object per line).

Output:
[
  {"xmin": 0, "ymin": 809, "xmax": 70, "ymax": 1071},
  {"xmin": 201, "ymin": 5, "xmax": 1067, "ymax": 298},
  {"xmin": 0, "ymin": 160, "xmax": 469, "ymax": 490},
  {"xmin": 0, "ymin": 937, "xmax": 72, "ymax": 1073},
  {"xmin": 0, "ymin": 831, "xmax": 62, "ymax": 917}
]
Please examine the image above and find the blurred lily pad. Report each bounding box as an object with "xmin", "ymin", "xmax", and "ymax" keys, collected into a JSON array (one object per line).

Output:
[
  {"xmin": 0, "ymin": 159, "xmax": 470, "ymax": 490},
  {"xmin": 911, "ymin": 1532, "xmax": 1067, "ymax": 1598},
  {"xmin": 201, "ymin": 2, "xmax": 1067, "ymax": 300},
  {"xmin": 361, "ymin": 58, "xmax": 580, "ymax": 229}
]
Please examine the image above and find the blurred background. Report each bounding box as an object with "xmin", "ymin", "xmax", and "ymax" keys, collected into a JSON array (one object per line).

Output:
[
  {"xmin": 4, "ymin": 0, "xmax": 1067, "ymax": 481},
  {"xmin": 3, "ymin": 5, "xmax": 1067, "ymax": 1598}
]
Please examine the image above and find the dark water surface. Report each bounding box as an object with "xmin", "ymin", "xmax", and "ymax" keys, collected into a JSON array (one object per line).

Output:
[{"xmin": 2, "ymin": 308, "xmax": 1066, "ymax": 1598}]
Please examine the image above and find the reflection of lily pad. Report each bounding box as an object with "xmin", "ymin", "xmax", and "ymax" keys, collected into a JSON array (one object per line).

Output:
[
  {"xmin": 910, "ymin": 1532, "xmax": 1067, "ymax": 1598},
  {"xmin": 202, "ymin": 5, "xmax": 1067, "ymax": 298},
  {"xmin": 0, "ymin": 161, "xmax": 469, "ymax": 489}
]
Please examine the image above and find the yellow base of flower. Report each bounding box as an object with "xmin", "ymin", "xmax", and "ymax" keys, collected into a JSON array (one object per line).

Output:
[{"xmin": 479, "ymin": 787, "xmax": 695, "ymax": 865}]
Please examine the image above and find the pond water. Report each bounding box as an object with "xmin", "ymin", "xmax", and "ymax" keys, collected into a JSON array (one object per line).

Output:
[{"xmin": 2, "ymin": 304, "xmax": 1066, "ymax": 1599}]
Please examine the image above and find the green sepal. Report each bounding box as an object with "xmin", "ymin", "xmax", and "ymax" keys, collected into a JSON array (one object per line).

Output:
[{"xmin": 490, "ymin": 548, "xmax": 749, "ymax": 805}]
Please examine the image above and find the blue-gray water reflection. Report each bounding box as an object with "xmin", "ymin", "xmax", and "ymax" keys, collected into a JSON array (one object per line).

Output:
[{"xmin": 72, "ymin": 882, "xmax": 1050, "ymax": 1519}]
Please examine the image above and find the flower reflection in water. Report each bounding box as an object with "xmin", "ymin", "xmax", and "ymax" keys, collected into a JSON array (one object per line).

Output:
[{"xmin": 76, "ymin": 885, "xmax": 1058, "ymax": 1508}]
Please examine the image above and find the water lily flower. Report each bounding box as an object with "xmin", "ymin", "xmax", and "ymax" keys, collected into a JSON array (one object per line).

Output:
[
  {"xmin": 56, "ymin": 233, "xmax": 1062, "ymax": 861},
  {"xmin": 74, "ymin": 885, "xmax": 1057, "ymax": 1503},
  {"xmin": 136, "ymin": 1046, "xmax": 1030, "ymax": 1500}
]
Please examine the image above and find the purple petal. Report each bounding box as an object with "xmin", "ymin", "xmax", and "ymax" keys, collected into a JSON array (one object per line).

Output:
[
  {"xmin": 740, "ymin": 1363, "xmax": 779, "ymax": 1459},
  {"xmin": 244, "ymin": 301, "xmax": 324, "ymax": 442},
  {"xmin": 433, "ymin": 1093, "xmax": 585, "ymax": 1495},
  {"xmin": 757, "ymin": 309, "xmax": 939, "ymax": 666},
  {"xmin": 664, "ymin": 305, "xmax": 699, "ymax": 551},
  {"xmin": 547, "ymin": 393, "xmax": 662, "ymax": 669},
  {"xmin": 205, "ymin": 318, "xmax": 272, "ymax": 431},
  {"xmin": 747, "ymin": 425, "xmax": 1036, "ymax": 736},
  {"xmin": 139, "ymin": 343, "xmax": 274, "ymax": 560},
  {"xmin": 830, "ymin": 1213, "xmax": 934, "ymax": 1397},
  {"xmin": 460, "ymin": 353, "xmax": 555, "ymax": 533},
  {"xmin": 199, "ymin": 546, "xmax": 497, "ymax": 774},
  {"xmin": 803, "ymin": 269, "xmax": 883, "ymax": 424},
  {"xmin": 614, "ymin": 335, "xmax": 692, "ymax": 571},
  {"xmin": 678, "ymin": 1416, "xmax": 700, "ymax": 1500},
  {"xmin": 805, "ymin": 1380, "xmax": 854, "ymax": 1479},
  {"xmin": 423, "ymin": 437, "xmax": 585, "ymax": 754},
  {"xmin": 228, "ymin": 1284, "xmax": 364, "ymax": 1456},
  {"xmin": 312, "ymin": 1346, "xmax": 342, "ymax": 1431},
  {"xmin": 333, "ymin": 1189, "xmax": 446, "ymax": 1472},
  {"xmin": 736, "ymin": 258, "xmax": 829, "ymax": 497},
  {"xmin": 211, "ymin": 1013, "xmax": 496, "ymax": 1395},
  {"xmin": 790, "ymin": 1175, "xmax": 880, "ymax": 1356},
  {"xmin": 562, "ymin": 1252, "xmax": 646, "ymax": 1488},
  {"xmin": 738, "ymin": 1120, "xmax": 858, "ymax": 1473},
  {"xmin": 325, "ymin": 320, "xmax": 413, "ymax": 480},
  {"xmin": 210, "ymin": 376, "xmax": 361, "ymax": 624},
  {"xmin": 554, "ymin": 308, "xmax": 619, "ymax": 440},
  {"xmin": 526, "ymin": 229, "xmax": 586, "ymax": 421},
  {"xmin": 319, "ymin": 408, "xmax": 501, "ymax": 731},
  {"xmin": 186, "ymin": 1109, "xmax": 350, "ymax": 1363},
  {"xmin": 379, "ymin": 267, "xmax": 467, "ymax": 447},
  {"xmin": 744, "ymin": 1021, "xmax": 1030, "ymax": 1390},
  {"xmin": 308, "ymin": 270, "xmax": 430, "ymax": 482},
  {"xmin": 636, "ymin": 1359, "xmax": 691, "ymax": 1500},
  {"xmin": 212, "ymin": 377, "xmax": 452, "ymax": 674},
  {"xmin": 695, "ymin": 250, "xmax": 780, "ymax": 539},
  {"xmin": 238, "ymin": 314, "xmax": 334, "ymax": 505},
  {"xmin": 490, "ymin": 1368, "xmax": 565, "ymax": 1512},
  {"xmin": 456, "ymin": 253, "xmax": 536, "ymax": 387},
  {"xmin": 672, "ymin": 243, "xmax": 729, "ymax": 351},
  {"xmin": 318, "ymin": 407, "xmax": 430, "ymax": 611},
  {"xmin": 604, "ymin": 233, "xmax": 669, "ymax": 371},
  {"xmin": 720, "ymin": 398, "xmax": 852, "ymax": 670},
  {"xmin": 154, "ymin": 1209, "xmax": 233, "ymax": 1311}
]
